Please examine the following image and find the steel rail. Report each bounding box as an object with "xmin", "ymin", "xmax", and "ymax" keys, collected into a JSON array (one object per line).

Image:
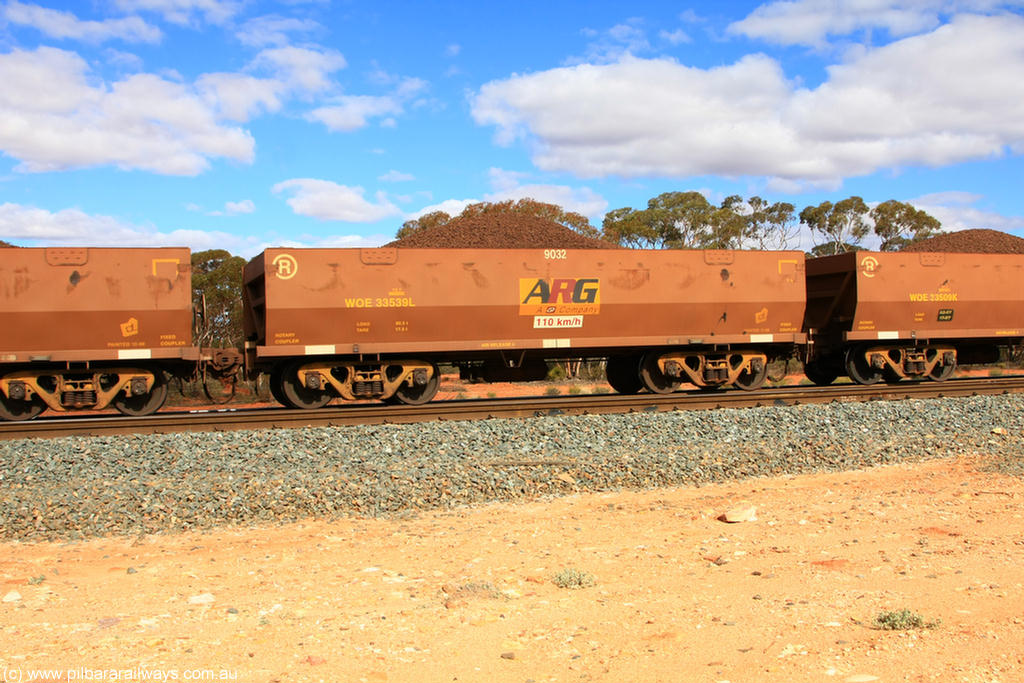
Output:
[{"xmin": 2, "ymin": 376, "xmax": 1023, "ymax": 441}]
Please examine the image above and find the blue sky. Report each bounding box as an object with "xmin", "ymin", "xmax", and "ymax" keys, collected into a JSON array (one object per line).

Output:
[{"xmin": 0, "ymin": 0, "xmax": 1022, "ymax": 257}]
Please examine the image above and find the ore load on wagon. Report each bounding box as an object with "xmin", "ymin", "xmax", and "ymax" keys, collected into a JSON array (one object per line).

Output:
[
  {"xmin": 901, "ymin": 228, "xmax": 1024, "ymax": 254},
  {"xmin": 384, "ymin": 213, "xmax": 618, "ymax": 249}
]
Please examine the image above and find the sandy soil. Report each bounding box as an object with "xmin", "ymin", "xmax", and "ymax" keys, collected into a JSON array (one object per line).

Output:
[{"xmin": 2, "ymin": 454, "xmax": 1023, "ymax": 683}]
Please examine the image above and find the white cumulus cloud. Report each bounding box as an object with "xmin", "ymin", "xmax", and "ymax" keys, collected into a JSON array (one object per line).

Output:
[
  {"xmin": 728, "ymin": 0, "xmax": 1024, "ymax": 47},
  {"xmin": 3, "ymin": 1, "xmax": 162, "ymax": 44},
  {"xmin": 272, "ymin": 179, "xmax": 401, "ymax": 222},
  {"xmin": 308, "ymin": 77, "xmax": 427, "ymax": 132},
  {"xmin": 308, "ymin": 95, "xmax": 402, "ymax": 132},
  {"xmin": 912, "ymin": 191, "xmax": 1024, "ymax": 233},
  {"xmin": 195, "ymin": 72, "xmax": 283, "ymax": 121},
  {"xmin": 0, "ymin": 202, "xmax": 238, "ymax": 251},
  {"xmin": 236, "ymin": 15, "xmax": 321, "ymax": 48},
  {"xmin": 0, "ymin": 47, "xmax": 254, "ymax": 175},
  {"xmin": 250, "ymin": 46, "xmax": 346, "ymax": 94},
  {"xmin": 378, "ymin": 170, "xmax": 415, "ymax": 182},
  {"xmin": 485, "ymin": 168, "xmax": 607, "ymax": 218},
  {"xmin": 113, "ymin": 0, "xmax": 240, "ymax": 27},
  {"xmin": 471, "ymin": 14, "xmax": 1024, "ymax": 186},
  {"xmin": 408, "ymin": 198, "xmax": 480, "ymax": 220}
]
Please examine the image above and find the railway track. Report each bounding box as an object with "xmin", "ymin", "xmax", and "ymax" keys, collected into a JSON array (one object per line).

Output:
[{"xmin": 3, "ymin": 375, "xmax": 1023, "ymax": 441}]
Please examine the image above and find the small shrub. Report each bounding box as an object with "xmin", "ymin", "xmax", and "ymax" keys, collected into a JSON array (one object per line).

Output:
[
  {"xmin": 593, "ymin": 386, "xmax": 610, "ymax": 394},
  {"xmin": 553, "ymin": 568, "xmax": 596, "ymax": 589},
  {"xmin": 443, "ymin": 581, "xmax": 503, "ymax": 600},
  {"xmin": 545, "ymin": 386, "xmax": 561, "ymax": 396},
  {"xmin": 989, "ymin": 368, "xmax": 1004, "ymax": 377},
  {"xmin": 486, "ymin": 391, "xmax": 497, "ymax": 399},
  {"xmin": 568, "ymin": 385, "xmax": 582, "ymax": 395},
  {"xmin": 871, "ymin": 609, "xmax": 940, "ymax": 630}
]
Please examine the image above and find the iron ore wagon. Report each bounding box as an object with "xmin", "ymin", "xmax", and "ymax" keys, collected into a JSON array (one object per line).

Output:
[
  {"xmin": 803, "ymin": 251, "xmax": 1024, "ymax": 384},
  {"xmin": 242, "ymin": 247, "xmax": 808, "ymax": 407}
]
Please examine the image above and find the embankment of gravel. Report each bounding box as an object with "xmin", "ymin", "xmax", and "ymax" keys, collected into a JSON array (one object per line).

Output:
[{"xmin": 1, "ymin": 394, "xmax": 1021, "ymax": 542}]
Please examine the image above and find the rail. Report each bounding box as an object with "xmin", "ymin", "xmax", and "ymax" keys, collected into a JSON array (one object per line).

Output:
[{"xmin": 2, "ymin": 375, "xmax": 1022, "ymax": 441}]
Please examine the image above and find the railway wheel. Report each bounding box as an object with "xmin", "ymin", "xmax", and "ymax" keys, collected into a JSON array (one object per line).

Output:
[
  {"xmin": 280, "ymin": 361, "xmax": 332, "ymax": 410},
  {"xmin": 929, "ymin": 360, "xmax": 956, "ymax": 382},
  {"xmin": 391, "ymin": 363, "xmax": 440, "ymax": 405},
  {"xmin": 269, "ymin": 365, "xmax": 293, "ymax": 407},
  {"xmin": 113, "ymin": 369, "xmax": 168, "ymax": 417},
  {"xmin": 733, "ymin": 363, "xmax": 768, "ymax": 391},
  {"xmin": 803, "ymin": 360, "xmax": 839, "ymax": 386},
  {"xmin": 0, "ymin": 391, "xmax": 45, "ymax": 421},
  {"xmin": 605, "ymin": 355, "xmax": 642, "ymax": 394},
  {"xmin": 639, "ymin": 352, "xmax": 681, "ymax": 394},
  {"xmin": 845, "ymin": 347, "xmax": 882, "ymax": 385}
]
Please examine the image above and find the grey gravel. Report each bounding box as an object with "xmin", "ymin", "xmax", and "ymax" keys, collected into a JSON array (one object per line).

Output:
[{"xmin": 1, "ymin": 394, "xmax": 1022, "ymax": 541}]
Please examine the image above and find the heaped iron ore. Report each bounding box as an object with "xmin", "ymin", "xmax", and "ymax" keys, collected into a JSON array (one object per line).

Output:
[
  {"xmin": 902, "ymin": 228, "xmax": 1024, "ymax": 254},
  {"xmin": 384, "ymin": 214, "xmax": 618, "ymax": 250}
]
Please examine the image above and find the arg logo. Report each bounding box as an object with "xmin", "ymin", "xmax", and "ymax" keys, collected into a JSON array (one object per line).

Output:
[{"xmin": 519, "ymin": 278, "xmax": 600, "ymax": 315}]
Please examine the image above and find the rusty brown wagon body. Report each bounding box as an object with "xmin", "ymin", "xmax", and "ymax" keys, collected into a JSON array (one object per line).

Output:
[
  {"xmin": 0, "ymin": 247, "xmax": 198, "ymax": 419},
  {"xmin": 804, "ymin": 251, "xmax": 1024, "ymax": 384},
  {"xmin": 243, "ymin": 247, "xmax": 808, "ymax": 406}
]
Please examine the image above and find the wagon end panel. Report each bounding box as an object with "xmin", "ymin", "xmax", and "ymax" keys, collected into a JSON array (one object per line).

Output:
[{"xmin": 0, "ymin": 247, "xmax": 194, "ymax": 361}]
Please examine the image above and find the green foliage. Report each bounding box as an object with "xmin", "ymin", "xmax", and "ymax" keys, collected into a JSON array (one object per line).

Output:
[
  {"xmin": 799, "ymin": 196, "xmax": 870, "ymax": 255},
  {"xmin": 602, "ymin": 191, "xmax": 716, "ymax": 249},
  {"xmin": 871, "ymin": 609, "xmax": 940, "ymax": 630},
  {"xmin": 746, "ymin": 196, "xmax": 798, "ymax": 250},
  {"xmin": 545, "ymin": 386, "xmax": 561, "ymax": 396},
  {"xmin": 553, "ymin": 568, "xmax": 596, "ymax": 589},
  {"xmin": 602, "ymin": 192, "xmax": 796, "ymax": 250},
  {"xmin": 871, "ymin": 199, "xmax": 942, "ymax": 251},
  {"xmin": 192, "ymin": 249, "xmax": 246, "ymax": 348}
]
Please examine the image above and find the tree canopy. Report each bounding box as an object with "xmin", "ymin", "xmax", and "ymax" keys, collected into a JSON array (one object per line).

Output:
[
  {"xmin": 799, "ymin": 197, "xmax": 871, "ymax": 256},
  {"xmin": 191, "ymin": 249, "xmax": 246, "ymax": 348},
  {"xmin": 601, "ymin": 192, "xmax": 797, "ymax": 250},
  {"xmin": 870, "ymin": 199, "xmax": 942, "ymax": 251}
]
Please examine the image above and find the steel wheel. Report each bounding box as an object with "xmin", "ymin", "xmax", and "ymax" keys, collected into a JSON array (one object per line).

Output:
[
  {"xmin": 605, "ymin": 355, "xmax": 642, "ymax": 394},
  {"xmin": 391, "ymin": 364, "xmax": 440, "ymax": 405},
  {"xmin": 113, "ymin": 370, "xmax": 168, "ymax": 417},
  {"xmin": 929, "ymin": 360, "xmax": 956, "ymax": 381},
  {"xmin": 734, "ymin": 363, "xmax": 768, "ymax": 391},
  {"xmin": 0, "ymin": 392, "xmax": 45, "ymax": 421},
  {"xmin": 280, "ymin": 361, "xmax": 332, "ymax": 409},
  {"xmin": 803, "ymin": 360, "xmax": 839, "ymax": 386},
  {"xmin": 269, "ymin": 365, "xmax": 293, "ymax": 407},
  {"xmin": 639, "ymin": 352, "xmax": 681, "ymax": 394},
  {"xmin": 845, "ymin": 347, "xmax": 882, "ymax": 385}
]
